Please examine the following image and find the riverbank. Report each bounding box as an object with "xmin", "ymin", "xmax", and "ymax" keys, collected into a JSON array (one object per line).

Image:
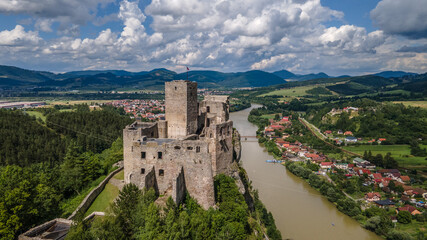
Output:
[
  {"xmin": 246, "ymin": 105, "xmax": 425, "ymax": 239},
  {"xmin": 230, "ymin": 105, "xmax": 380, "ymax": 240}
]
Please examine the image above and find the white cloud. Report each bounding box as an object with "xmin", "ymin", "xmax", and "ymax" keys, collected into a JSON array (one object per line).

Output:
[
  {"xmin": 371, "ymin": 0, "xmax": 427, "ymax": 39},
  {"xmin": 0, "ymin": 0, "xmax": 115, "ymax": 26},
  {"xmin": 0, "ymin": 25, "xmax": 41, "ymax": 46},
  {"xmin": 0, "ymin": 0, "xmax": 425, "ymax": 75}
]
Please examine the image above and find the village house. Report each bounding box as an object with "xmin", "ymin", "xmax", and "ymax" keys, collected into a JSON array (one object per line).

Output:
[
  {"xmin": 374, "ymin": 199, "xmax": 395, "ymax": 208},
  {"xmin": 320, "ymin": 162, "xmax": 333, "ymax": 170},
  {"xmin": 344, "ymin": 131, "xmax": 353, "ymax": 136},
  {"xmin": 334, "ymin": 163, "xmax": 348, "ymax": 170},
  {"xmin": 396, "ymin": 205, "xmax": 422, "ymax": 215},
  {"xmin": 365, "ymin": 192, "xmax": 381, "ymax": 202},
  {"xmin": 345, "ymin": 136, "xmax": 357, "ymax": 143}
]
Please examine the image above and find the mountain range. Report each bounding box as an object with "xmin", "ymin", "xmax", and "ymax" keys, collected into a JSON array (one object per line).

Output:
[{"xmin": 0, "ymin": 65, "xmax": 420, "ymax": 90}]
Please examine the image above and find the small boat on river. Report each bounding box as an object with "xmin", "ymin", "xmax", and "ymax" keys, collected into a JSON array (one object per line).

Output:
[{"xmin": 266, "ymin": 160, "xmax": 283, "ymax": 163}]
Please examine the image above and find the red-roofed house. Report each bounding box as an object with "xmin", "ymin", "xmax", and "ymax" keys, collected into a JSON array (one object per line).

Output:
[
  {"xmin": 365, "ymin": 192, "xmax": 381, "ymax": 202},
  {"xmin": 400, "ymin": 176, "xmax": 411, "ymax": 183},
  {"xmin": 397, "ymin": 205, "xmax": 421, "ymax": 215},
  {"xmin": 320, "ymin": 162, "xmax": 333, "ymax": 169},
  {"xmin": 271, "ymin": 125, "xmax": 285, "ymax": 131},
  {"xmin": 372, "ymin": 173, "xmax": 382, "ymax": 180},
  {"xmin": 324, "ymin": 130, "xmax": 332, "ymax": 134},
  {"xmin": 378, "ymin": 138, "xmax": 386, "ymax": 142},
  {"xmin": 344, "ymin": 131, "xmax": 353, "ymax": 135}
]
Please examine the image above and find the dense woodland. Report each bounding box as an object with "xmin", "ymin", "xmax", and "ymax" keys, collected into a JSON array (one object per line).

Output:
[
  {"xmin": 67, "ymin": 173, "xmax": 281, "ymax": 240},
  {"xmin": 0, "ymin": 105, "xmax": 131, "ymax": 239}
]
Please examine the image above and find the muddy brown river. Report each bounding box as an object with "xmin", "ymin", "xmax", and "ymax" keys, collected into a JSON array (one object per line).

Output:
[{"xmin": 230, "ymin": 105, "xmax": 380, "ymax": 240}]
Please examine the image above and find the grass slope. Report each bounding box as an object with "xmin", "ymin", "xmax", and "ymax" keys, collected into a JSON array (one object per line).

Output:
[{"xmin": 84, "ymin": 183, "xmax": 119, "ymax": 217}]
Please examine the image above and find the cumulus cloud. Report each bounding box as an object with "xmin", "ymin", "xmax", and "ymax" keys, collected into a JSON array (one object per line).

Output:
[
  {"xmin": 0, "ymin": 0, "xmax": 115, "ymax": 26},
  {"xmin": 0, "ymin": 25, "xmax": 41, "ymax": 46},
  {"xmin": 318, "ymin": 25, "xmax": 386, "ymax": 53},
  {"xmin": 0, "ymin": 0, "xmax": 424, "ymax": 75},
  {"xmin": 397, "ymin": 44, "xmax": 427, "ymax": 53},
  {"xmin": 371, "ymin": 0, "xmax": 427, "ymax": 39}
]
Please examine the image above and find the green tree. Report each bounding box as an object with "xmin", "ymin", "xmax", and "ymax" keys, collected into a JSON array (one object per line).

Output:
[
  {"xmin": 397, "ymin": 211, "xmax": 412, "ymax": 224},
  {"xmin": 386, "ymin": 230, "xmax": 413, "ymax": 240}
]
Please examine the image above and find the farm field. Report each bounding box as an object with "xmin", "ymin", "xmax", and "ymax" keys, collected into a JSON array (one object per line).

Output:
[
  {"xmin": 260, "ymin": 85, "xmax": 316, "ymax": 98},
  {"xmin": 47, "ymin": 100, "xmax": 113, "ymax": 106},
  {"xmin": 392, "ymin": 101, "xmax": 427, "ymax": 109},
  {"xmin": 261, "ymin": 113, "xmax": 279, "ymax": 119},
  {"xmin": 343, "ymin": 145, "xmax": 427, "ymax": 170}
]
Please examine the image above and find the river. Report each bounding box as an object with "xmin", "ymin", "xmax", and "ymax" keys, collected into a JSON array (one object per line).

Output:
[{"xmin": 230, "ymin": 104, "xmax": 380, "ymax": 240}]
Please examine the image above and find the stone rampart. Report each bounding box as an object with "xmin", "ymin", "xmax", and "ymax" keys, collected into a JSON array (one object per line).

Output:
[{"xmin": 67, "ymin": 166, "xmax": 123, "ymax": 220}]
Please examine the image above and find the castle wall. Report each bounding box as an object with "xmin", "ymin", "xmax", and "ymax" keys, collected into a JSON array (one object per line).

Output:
[
  {"xmin": 206, "ymin": 120, "xmax": 234, "ymax": 176},
  {"xmin": 157, "ymin": 120, "xmax": 168, "ymax": 138},
  {"xmin": 165, "ymin": 81, "xmax": 198, "ymax": 138},
  {"xmin": 200, "ymin": 95, "xmax": 230, "ymax": 124},
  {"xmin": 123, "ymin": 122, "xmax": 159, "ymax": 187},
  {"xmin": 172, "ymin": 167, "xmax": 186, "ymax": 205},
  {"xmin": 125, "ymin": 138, "xmax": 215, "ymax": 209}
]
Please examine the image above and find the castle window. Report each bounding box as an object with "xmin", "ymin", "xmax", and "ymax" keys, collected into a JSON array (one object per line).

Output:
[
  {"xmin": 159, "ymin": 169, "xmax": 164, "ymax": 176},
  {"xmin": 158, "ymin": 152, "xmax": 163, "ymax": 159},
  {"xmin": 196, "ymin": 146, "xmax": 200, "ymax": 153},
  {"xmin": 207, "ymin": 106, "xmax": 210, "ymax": 113},
  {"xmin": 175, "ymin": 86, "xmax": 177, "ymax": 90},
  {"xmin": 174, "ymin": 146, "xmax": 181, "ymax": 150},
  {"xmin": 141, "ymin": 168, "xmax": 145, "ymax": 174},
  {"xmin": 141, "ymin": 152, "xmax": 146, "ymax": 159},
  {"xmin": 187, "ymin": 147, "xmax": 193, "ymax": 150}
]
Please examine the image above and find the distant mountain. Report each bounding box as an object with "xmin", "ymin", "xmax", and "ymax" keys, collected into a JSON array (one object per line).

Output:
[
  {"xmin": 0, "ymin": 65, "xmax": 52, "ymax": 83},
  {"xmin": 374, "ymin": 71, "xmax": 417, "ymax": 78},
  {"xmin": 326, "ymin": 75, "xmax": 395, "ymax": 95},
  {"xmin": 272, "ymin": 70, "xmax": 296, "ymax": 79},
  {"xmin": 272, "ymin": 69, "xmax": 330, "ymax": 81},
  {"xmin": 0, "ymin": 65, "xmax": 422, "ymax": 91},
  {"xmin": 176, "ymin": 70, "xmax": 286, "ymax": 88},
  {"xmin": 55, "ymin": 70, "xmax": 149, "ymax": 79},
  {"xmin": 294, "ymin": 72, "xmax": 330, "ymax": 81}
]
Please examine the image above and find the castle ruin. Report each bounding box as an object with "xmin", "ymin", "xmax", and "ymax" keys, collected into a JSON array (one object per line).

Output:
[{"xmin": 123, "ymin": 80, "xmax": 235, "ymax": 209}]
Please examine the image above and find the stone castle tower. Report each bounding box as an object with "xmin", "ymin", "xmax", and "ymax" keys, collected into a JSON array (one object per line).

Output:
[{"xmin": 123, "ymin": 80, "xmax": 234, "ymax": 209}]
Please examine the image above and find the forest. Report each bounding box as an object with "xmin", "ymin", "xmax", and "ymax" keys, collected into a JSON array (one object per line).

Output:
[
  {"xmin": 0, "ymin": 105, "xmax": 132, "ymax": 239},
  {"xmin": 67, "ymin": 173, "xmax": 282, "ymax": 240}
]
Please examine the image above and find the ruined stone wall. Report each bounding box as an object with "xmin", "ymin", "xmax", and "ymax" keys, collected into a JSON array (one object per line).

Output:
[
  {"xmin": 200, "ymin": 95, "xmax": 230, "ymax": 123},
  {"xmin": 144, "ymin": 166, "xmax": 158, "ymax": 195},
  {"xmin": 125, "ymin": 138, "xmax": 215, "ymax": 209},
  {"xmin": 205, "ymin": 120, "xmax": 234, "ymax": 176},
  {"xmin": 68, "ymin": 166, "xmax": 123, "ymax": 220},
  {"xmin": 123, "ymin": 122, "xmax": 159, "ymax": 186},
  {"xmin": 157, "ymin": 120, "xmax": 168, "ymax": 138},
  {"xmin": 165, "ymin": 81, "xmax": 198, "ymax": 138},
  {"xmin": 172, "ymin": 167, "xmax": 186, "ymax": 205}
]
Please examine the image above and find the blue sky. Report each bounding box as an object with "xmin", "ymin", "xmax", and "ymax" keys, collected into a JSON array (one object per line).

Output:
[{"xmin": 0, "ymin": 0, "xmax": 425, "ymax": 75}]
